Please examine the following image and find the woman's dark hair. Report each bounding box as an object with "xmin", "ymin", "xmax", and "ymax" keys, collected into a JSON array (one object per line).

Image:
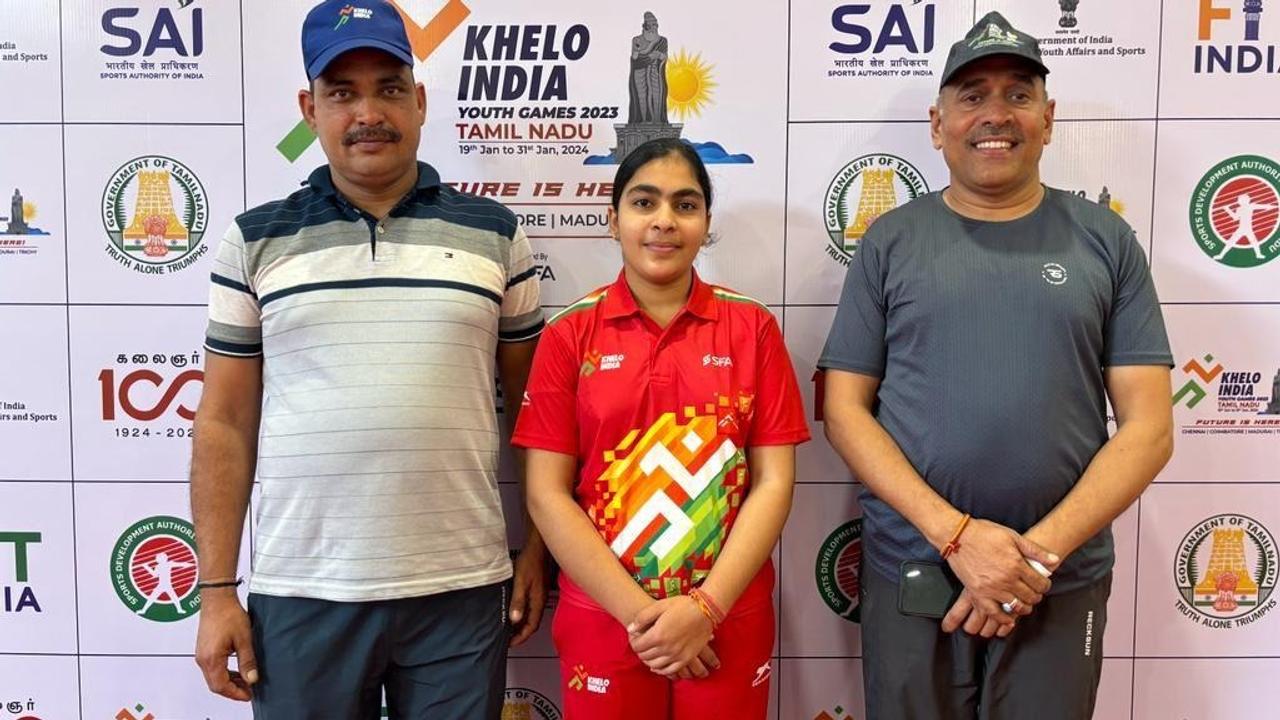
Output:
[{"xmin": 610, "ymin": 138, "xmax": 713, "ymax": 212}]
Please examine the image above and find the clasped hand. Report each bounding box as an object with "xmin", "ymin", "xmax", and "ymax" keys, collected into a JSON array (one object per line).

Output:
[
  {"xmin": 627, "ymin": 596, "xmax": 721, "ymax": 679},
  {"xmin": 942, "ymin": 518, "xmax": 1059, "ymax": 638}
]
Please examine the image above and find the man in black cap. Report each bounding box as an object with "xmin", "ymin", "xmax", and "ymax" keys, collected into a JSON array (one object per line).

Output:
[
  {"xmin": 820, "ymin": 11, "xmax": 1174, "ymax": 719},
  {"xmin": 189, "ymin": 1, "xmax": 548, "ymax": 718}
]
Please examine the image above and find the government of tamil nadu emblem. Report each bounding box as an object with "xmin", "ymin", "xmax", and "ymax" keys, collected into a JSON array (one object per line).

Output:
[
  {"xmin": 102, "ymin": 155, "xmax": 208, "ymax": 274},
  {"xmin": 824, "ymin": 154, "xmax": 928, "ymax": 264}
]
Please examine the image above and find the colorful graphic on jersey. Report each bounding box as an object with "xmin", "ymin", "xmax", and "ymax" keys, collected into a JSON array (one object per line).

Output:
[{"xmin": 590, "ymin": 395, "xmax": 753, "ymax": 598}]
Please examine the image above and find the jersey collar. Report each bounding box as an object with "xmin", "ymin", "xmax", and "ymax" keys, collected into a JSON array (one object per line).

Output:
[{"xmin": 601, "ymin": 269, "xmax": 719, "ymax": 322}]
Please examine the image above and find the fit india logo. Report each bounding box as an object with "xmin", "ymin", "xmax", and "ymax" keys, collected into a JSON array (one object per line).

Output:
[
  {"xmin": 1189, "ymin": 155, "xmax": 1280, "ymax": 268},
  {"xmin": 824, "ymin": 154, "xmax": 928, "ymax": 265},
  {"xmin": 502, "ymin": 687, "xmax": 562, "ymax": 720},
  {"xmin": 1, "ymin": 531, "xmax": 42, "ymax": 614},
  {"xmin": 101, "ymin": 155, "xmax": 209, "ymax": 275},
  {"xmin": 277, "ymin": 0, "xmax": 472, "ymax": 161},
  {"xmin": 1174, "ymin": 513, "xmax": 1277, "ymax": 629},
  {"xmin": 110, "ymin": 516, "xmax": 200, "ymax": 622},
  {"xmin": 1196, "ymin": 0, "xmax": 1274, "ymax": 74},
  {"xmin": 815, "ymin": 518, "xmax": 862, "ymax": 623}
]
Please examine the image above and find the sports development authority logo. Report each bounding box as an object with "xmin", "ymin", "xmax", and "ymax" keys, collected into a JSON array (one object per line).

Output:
[
  {"xmin": 815, "ymin": 518, "xmax": 862, "ymax": 623},
  {"xmin": 824, "ymin": 154, "xmax": 928, "ymax": 265},
  {"xmin": 110, "ymin": 516, "xmax": 200, "ymax": 622},
  {"xmin": 828, "ymin": 2, "xmax": 938, "ymax": 79},
  {"xmin": 503, "ymin": 687, "xmax": 562, "ymax": 719},
  {"xmin": 102, "ymin": 155, "xmax": 208, "ymax": 275},
  {"xmin": 1175, "ymin": 514, "xmax": 1277, "ymax": 629},
  {"xmin": 1189, "ymin": 155, "xmax": 1280, "ymax": 268}
]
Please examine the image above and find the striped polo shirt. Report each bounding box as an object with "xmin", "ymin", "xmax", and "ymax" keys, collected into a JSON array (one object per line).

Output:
[{"xmin": 204, "ymin": 162, "xmax": 543, "ymax": 602}]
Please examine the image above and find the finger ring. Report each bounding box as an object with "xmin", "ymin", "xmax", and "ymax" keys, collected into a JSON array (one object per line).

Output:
[{"xmin": 1001, "ymin": 598, "xmax": 1019, "ymax": 614}]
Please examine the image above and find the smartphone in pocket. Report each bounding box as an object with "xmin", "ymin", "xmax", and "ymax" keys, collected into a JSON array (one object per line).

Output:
[{"xmin": 898, "ymin": 560, "xmax": 961, "ymax": 619}]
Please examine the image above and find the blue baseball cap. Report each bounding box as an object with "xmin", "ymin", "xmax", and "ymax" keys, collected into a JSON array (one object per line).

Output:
[{"xmin": 301, "ymin": 0, "xmax": 414, "ymax": 81}]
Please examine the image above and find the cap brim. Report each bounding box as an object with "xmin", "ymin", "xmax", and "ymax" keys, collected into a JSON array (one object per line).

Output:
[
  {"xmin": 940, "ymin": 52, "xmax": 1050, "ymax": 88},
  {"xmin": 307, "ymin": 37, "xmax": 414, "ymax": 81}
]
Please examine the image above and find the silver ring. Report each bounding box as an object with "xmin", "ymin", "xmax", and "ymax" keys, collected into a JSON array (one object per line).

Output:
[{"xmin": 1001, "ymin": 599, "xmax": 1019, "ymax": 614}]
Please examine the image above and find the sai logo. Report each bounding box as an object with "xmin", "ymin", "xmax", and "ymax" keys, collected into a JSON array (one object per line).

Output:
[
  {"xmin": 1175, "ymin": 513, "xmax": 1277, "ymax": 628},
  {"xmin": 102, "ymin": 156, "xmax": 209, "ymax": 275},
  {"xmin": 502, "ymin": 687, "xmax": 562, "ymax": 720},
  {"xmin": 110, "ymin": 516, "xmax": 200, "ymax": 622},
  {"xmin": 815, "ymin": 518, "xmax": 862, "ymax": 623},
  {"xmin": 101, "ymin": 0, "xmax": 204, "ymax": 58},
  {"xmin": 824, "ymin": 154, "xmax": 928, "ymax": 265},
  {"xmin": 1189, "ymin": 155, "xmax": 1280, "ymax": 269},
  {"xmin": 830, "ymin": 3, "xmax": 936, "ymax": 55}
]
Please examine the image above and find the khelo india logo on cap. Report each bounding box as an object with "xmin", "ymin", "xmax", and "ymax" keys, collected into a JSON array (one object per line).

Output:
[
  {"xmin": 1189, "ymin": 154, "xmax": 1280, "ymax": 269},
  {"xmin": 815, "ymin": 518, "xmax": 862, "ymax": 623},
  {"xmin": 1174, "ymin": 513, "xmax": 1277, "ymax": 628},
  {"xmin": 503, "ymin": 687, "xmax": 562, "ymax": 720},
  {"xmin": 102, "ymin": 155, "xmax": 208, "ymax": 275},
  {"xmin": 824, "ymin": 154, "xmax": 927, "ymax": 266},
  {"xmin": 110, "ymin": 515, "xmax": 201, "ymax": 622}
]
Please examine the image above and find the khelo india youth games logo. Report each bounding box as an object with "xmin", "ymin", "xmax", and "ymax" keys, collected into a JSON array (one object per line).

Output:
[
  {"xmin": 1189, "ymin": 154, "xmax": 1280, "ymax": 269},
  {"xmin": 1175, "ymin": 513, "xmax": 1277, "ymax": 629},
  {"xmin": 815, "ymin": 518, "xmax": 862, "ymax": 623},
  {"xmin": 110, "ymin": 515, "xmax": 201, "ymax": 622},
  {"xmin": 824, "ymin": 154, "xmax": 928, "ymax": 265},
  {"xmin": 503, "ymin": 687, "xmax": 562, "ymax": 719},
  {"xmin": 102, "ymin": 155, "xmax": 208, "ymax": 274}
]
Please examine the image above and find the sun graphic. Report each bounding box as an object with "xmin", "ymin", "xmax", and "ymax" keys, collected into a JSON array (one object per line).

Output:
[
  {"xmin": 665, "ymin": 49, "xmax": 716, "ymax": 120},
  {"xmin": 1109, "ymin": 199, "xmax": 1126, "ymax": 216},
  {"xmin": 22, "ymin": 201, "xmax": 36, "ymax": 221}
]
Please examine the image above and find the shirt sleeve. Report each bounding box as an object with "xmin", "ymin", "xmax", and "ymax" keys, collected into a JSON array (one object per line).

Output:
[
  {"xmin": 204, "ymin": 222, "xmax": 263, "ymax": 358},
  {"xmin": 817, "ymin": 230, "xmax": 887, "ymax": 377},
  {"xmin": 747, "ymin": 313, "xmax": 812, "ymax": 447},
  {"xmin": 500, "ymin": 225, "xmax": 545, "ymax": 343},
  {"xmin": 1103, "ymin": 230, "xmax": 1174, "ymax": 367},
  {"xmin": 511, "ymin": 320, "xmax": 579, "ymax": 455}
]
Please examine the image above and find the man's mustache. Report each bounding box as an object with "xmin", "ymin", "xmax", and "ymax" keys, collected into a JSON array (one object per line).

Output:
[{"xmin": 343, "ymin": 126, "xmax": 402, "ymax": 145}]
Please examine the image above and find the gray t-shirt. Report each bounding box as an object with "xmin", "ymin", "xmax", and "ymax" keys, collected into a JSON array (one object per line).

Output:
[{"xmin": 819, "ymin": 187, "xmax": 1172, "ymax": 593}]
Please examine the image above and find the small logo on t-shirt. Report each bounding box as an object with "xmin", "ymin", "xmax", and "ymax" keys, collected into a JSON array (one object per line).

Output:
[
  {"xmin": 568, "ymin": 664, "xmax": 610, "ymax": 694},
  {"xmin": 1042, "ymin": 262, "xmax": 1068, "ymax": 285},
  {"xmin": 752, "ymin": 661, "xmax": 772, "ymax": 687},
  {"xmin": 703, "ymin": 354, "xmax": 732, "ymax": 368}
]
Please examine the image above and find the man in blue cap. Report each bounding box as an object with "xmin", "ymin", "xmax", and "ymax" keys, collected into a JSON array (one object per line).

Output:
[
  {"xmin": 189, "ymin": 2, "xmax": 548, "ymax": 718},
  {"xmin": 820, "ymin": 11, "xmax": 1174, "ymax": 719}
]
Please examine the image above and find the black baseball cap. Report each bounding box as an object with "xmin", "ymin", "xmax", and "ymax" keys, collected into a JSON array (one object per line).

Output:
[{"xmin": 939, "ymin": 11, "xmax": 1049, "ymax": 89}]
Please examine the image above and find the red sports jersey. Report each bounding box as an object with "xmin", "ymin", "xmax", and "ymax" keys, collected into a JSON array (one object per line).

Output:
[{"xmin": 512, "ymin": 271, "xmax": 809, "ymax": 603}]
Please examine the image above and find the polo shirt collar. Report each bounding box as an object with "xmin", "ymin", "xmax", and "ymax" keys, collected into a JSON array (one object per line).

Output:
[
  {"xmin": 601, "ymin": 269, "xmax": 718, "ymax": 322},
  {"xmin": 306, "ymin": 161, "xmax": 442, "ymax": 201}
]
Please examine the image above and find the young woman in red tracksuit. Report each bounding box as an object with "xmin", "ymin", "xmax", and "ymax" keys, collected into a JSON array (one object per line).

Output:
[{"xmin": 512, "ymin": 138, "xmax": 809, "ymax": 719}]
